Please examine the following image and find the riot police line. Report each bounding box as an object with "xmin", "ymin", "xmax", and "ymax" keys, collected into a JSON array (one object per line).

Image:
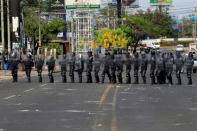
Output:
[{"xmin": 9, "ymin": 49, "xmax": 195, "ymax": 85}]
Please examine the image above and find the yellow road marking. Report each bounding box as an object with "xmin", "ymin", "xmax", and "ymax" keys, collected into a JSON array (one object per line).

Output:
[
  {"xmin": 111, "ymin": 85, "xmax": 120, "ymax": 131},
  {"xmin": 99, "ymin": 84, "xmax": 113, "ymax": 106}
]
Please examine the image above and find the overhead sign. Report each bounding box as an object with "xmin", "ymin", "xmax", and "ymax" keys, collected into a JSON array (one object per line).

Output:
[
  {"xmin": 65, "ymin": 0, "xmax": 100, "ymax": 9},
  {"xmin": 150, "ymin": 0, "xmax": 172, "ymax": 5}
]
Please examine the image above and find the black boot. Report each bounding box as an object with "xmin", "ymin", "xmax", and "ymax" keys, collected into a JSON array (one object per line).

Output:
[
  {"xmin": 151, "ymin": 78, "xmax": 155, "ymax": 84},
  {"xmin": 143, "ymin": 77, "xmax": 146, "ymax": 84},
  {"xmin": 126, "ymin": 77, "xmax": 131, "ymax": 84},
  {"xmin": 79, "ymin": 77, "xmax": 82, "ymax": 83},
  {"xmin": 71, "ymin": 76, "xmax": 74, "ymax": 83},
  {"xmin": 188, "ymin": 78, "xmax": 192, "ymax": 85},
  {"xmin": 96, "ymin": 76, "xmax": 100, "ymax": 83},
  {"xmin": 134, "ymin": 77, "xmax": 139, "ymax": 84},
  {"xmin": 177, "ymin": 78, "xmax": 181, "ymax": 85},
  {"xmin": 39, "ymin": 76, "xmax": 42, "ymax": 83},
  {"xmin": 101, "ymin": 77, "xmax": 105, "ymax": 83},
  {"xmin": 28, "ymin": 77, "xmax": 31, "ymax": 83}
]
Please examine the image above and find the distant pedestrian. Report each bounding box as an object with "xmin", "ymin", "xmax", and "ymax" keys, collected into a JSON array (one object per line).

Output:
[{"xmin": 0, "ymin": 52, "xmax": 2, "ymax": 70}]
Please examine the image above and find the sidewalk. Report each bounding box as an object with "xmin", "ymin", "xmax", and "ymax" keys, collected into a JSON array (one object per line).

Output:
[{"xmin": 0, "ymin": 66, "xmax": 60, "ymax": 81}]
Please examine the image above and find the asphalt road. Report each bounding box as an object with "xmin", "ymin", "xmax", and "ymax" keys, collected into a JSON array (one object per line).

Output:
[{"xmin": 0, "ymin": 71, "xmax": 197, "ymax": 131}]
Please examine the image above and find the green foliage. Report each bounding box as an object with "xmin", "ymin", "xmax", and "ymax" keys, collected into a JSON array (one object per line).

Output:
[
  {"xmin": 42, "ymin": 18, "xmax": 65, "ymax": 42},
  {"xmin": 160, "ymin": 40, "xmax": 195, "ymax": 45},
  {"xmin": 24, "ymin": 6, "xmax": 65, "ymax": 44}
]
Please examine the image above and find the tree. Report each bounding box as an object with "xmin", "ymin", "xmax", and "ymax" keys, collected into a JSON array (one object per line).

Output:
[
  {"xmin": 123, "ymin": 9, "xmax": 176, "ymax": 52},
  {"xmin": 94, "ymin": 28, "xmax": 128, "ymax": 50}
]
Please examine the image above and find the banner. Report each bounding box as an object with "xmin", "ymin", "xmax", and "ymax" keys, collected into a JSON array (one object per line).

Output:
[
  {"xmin": 150, "ymin": 0, "xmax": 172, "ymax": 5},
  {"xmin": 108, "ymin": 0, "xmax": 139, "ymax": 7},
  {"xmin": 65, "ymin": 0, "xmax": 100, "ymax": 9}
]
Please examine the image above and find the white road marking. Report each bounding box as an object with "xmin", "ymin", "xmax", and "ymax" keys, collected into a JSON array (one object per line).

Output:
[
  {"xmin": 41, "ymin": 84, "xmax": 47, "ymax": 87},
  {"xmin": 18, "ymin": 110, "xmax": 30, "ymax": 112},
  {"xmin": 23, "ymin": 88, "xmax": 34, "ymax": 93},
  {"xmin": 3, "ymin": 95, "xmax": 16, "ymax": 100},
  {"xmin": 64, "ymin": 110, "xmax": 87, "ymax": 113},
  {"xmin": 0, "ymin": 129, "xmax": 6, "ymax": 131}
]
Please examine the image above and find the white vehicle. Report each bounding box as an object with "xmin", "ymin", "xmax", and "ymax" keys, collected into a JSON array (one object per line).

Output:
[
  {"xmin": 189, "ymin": 42, "xmax": 197, "ymax": 52},
  {"xmin": 193, "ymin": 55, "xmax": 197, "ymax": 73},
  {"xmin": 142, "ymin": 39, "xmax": 160, "ymax": 49},
  {"xmin": 176, "ymin": 44, "xmax": 184, "ymax": 52}
]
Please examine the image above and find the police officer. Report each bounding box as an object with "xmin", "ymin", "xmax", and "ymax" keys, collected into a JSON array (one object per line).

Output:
[
  {"xmin": 125, "ymin": 53, "xmax": 132, "ymax": 84},
  {"xmin": 46, "ymin": 55, "xmax": 55, "ymax": 83},
  {"xmin": 76, "ymin": 54, "xmax": 84, "ymax": 83},
  {"xmin": 86, "ymin": 51, "xmax": 93, "ymax": 83},
  {"xmin": 101, "ymin": 53, "xmax": 111, "ymax": 83},
  {"xmin": 69, "ymin": 53, "xmax": 75, "ymax": 83},
  {"xmin": 116, "ymin": 52, "xmax": 123, "ymax": 84},
  {"xmin": 150, "ymin": 51, "xmax": 156, "ymax": 84},
  {"xmin": 133, "ymin": 52, "xmax": 140, "ymax": 84},
  {"xmin": 185, "ymin": 52, "xmax": 194, "ymax": 85},
  {"xmin": 165, "ymin": 52, "xmax": 174, "ymax": 85},
  {"xmin": 23, "ymin": 54, "xmax": 34, "ymax": 83},
  {"xmin": 35, "ymin": 50, "xmax": 44, "ymax": 83},
  {"xmin": 9, "ymin": 53, "xmax": 20, "ymax": 82},
  {"xmin": 59, "ymin": 54, "xmax": 67, "ymax": 83},
  {"xmin": 140, "ymin": 52, "xmax": 148, "ymax": 84},
  {"xmin": 93, "ymin": 54, "xmax": 101, "ymax": 83},
  {"xmin": 110, "ymin": 54, "xmax": 116, "ymax": 83},
  {"xmin": 156, "ymin": 53, "xmax": 165, "ymax": 84},
  {"xmin": 175, "ymin": 52, "xmax": 184, "ymax": 85}
]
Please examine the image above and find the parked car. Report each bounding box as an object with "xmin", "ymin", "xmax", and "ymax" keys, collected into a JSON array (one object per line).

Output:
[
  {"xmin": 193, "ymin": 55, "xmax": 197, "ymax": 73},
  {"xmin": 176, "ymin": 44, "xmax": 184, "ymax": 52}
]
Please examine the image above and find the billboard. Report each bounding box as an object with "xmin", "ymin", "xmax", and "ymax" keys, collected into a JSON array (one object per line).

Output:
[
  {"xmin": 150, "ymin": 0, "xmax": 172, "ymax": 5},
  {"xmin": 122, "ymin": 0, "xmax": 139, "ymax": 7},
  {"xmin": 108, "ymin": 0, "xmax": 139, "ymax": 7},
  {"xmin": 65, "ymin": 0, "xmax": 100, "ymax": 9}
]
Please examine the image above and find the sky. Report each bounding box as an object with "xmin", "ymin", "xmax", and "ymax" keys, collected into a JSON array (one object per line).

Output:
[
  {"xmin": 101, "ymin": 0, "xmax": 197, "ymax": 18},
  {"xmin": 140, "ymin": 0, "xmax": 197, "ymax": 18}
]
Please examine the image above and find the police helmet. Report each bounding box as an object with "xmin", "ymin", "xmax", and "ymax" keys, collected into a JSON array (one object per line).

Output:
[
  {"xmin": 188, "ymin": 52, "xmax": 193, "ymax": 59},
  {"xmin": 151, "ymin": 51, "xmax": 155, "ymax": 55}
]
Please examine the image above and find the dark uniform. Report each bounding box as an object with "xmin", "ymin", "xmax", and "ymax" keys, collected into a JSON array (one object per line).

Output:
[
  {"xmin": 93, "ymin": 54, "xmax": 101, "ymax": 83},
  {"xmin": 185, "ymin": 52, "xmax": 194, "ymax": 85},
  {"xmin": 9, "ymin": 54, "xmax": 20, "ymax": 82},
  {"xmin": 76, "ymin": 54, "xmax": 84, "ymax": 83},
  {"xmin": 110, "ymin": 54, "xmax": 116, "ymax": 83},
  {"xmin": 150, "ymin": 51, "xmax": 156, "ymax": 84},
  {"xmin": 46, "ymin": 55, "xmax": 55, "ymax": 83},
  {"xmin": 59, "ymin": 55, "xmax": 67, "ymax": 83},
  {"xmin": 175, "ymin": 52, "xmax": 184, "ymax": 85},
  {"xmin": 86, "ymin": 51, "xmax": 93, "ymax": 83},
  {"xmin": 116, "ymin": 53, "xmax": 123, "ymax": 84},
  {"xmin": 140, "ymin": 52, "xmax": 148, "ymax": 84},
  {"xmin": 23, "ymin": 55, "xmax": 34, "ymax": 83},
  {"xmin": 133, "ymin": 52, "xmax": 140, "ymax": 84},
  {"xmin": 156, "ymin": 54, "xmax": 165, "ymax": 84},
  {"xmin": 101, "ymin": 53, "xmax": 111, "ymax": 83},
  {"xmin": 165, "ymin": 53, "xmax": 174, "ymax": 84},
  {"xmin": 69, "ymin": 53, "xmax": 75, "ymax": 83},
  {"xmin": 35, "ymin": 54, "xmax": 44, "ymax": 83},
  {"xmin": 125, "ymin": 53, "xmax": 132, "ymax": 84}
]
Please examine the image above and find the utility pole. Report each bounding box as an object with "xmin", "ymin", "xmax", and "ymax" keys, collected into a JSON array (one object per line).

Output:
[
  {"xmin": 107, "ymin": 0, "xmax": 110, "ymax": 28},
  {"xmin": 117, "ymin": 0, "xmax": 121, "ymax": 27},
  {"xmin": 1, "ymin": 0, "xmax": 5, "ymax": 52},
  {"xmin": 195, "ymin": 7, "xmax": 197, "ymax": 39},
  {"xmin": 7, "ymin": 0, "xmax": 11, "ymax": 54},
  {"xmin": 38, "ymin": 0, "xmax": 41, "ymax": 47}
]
